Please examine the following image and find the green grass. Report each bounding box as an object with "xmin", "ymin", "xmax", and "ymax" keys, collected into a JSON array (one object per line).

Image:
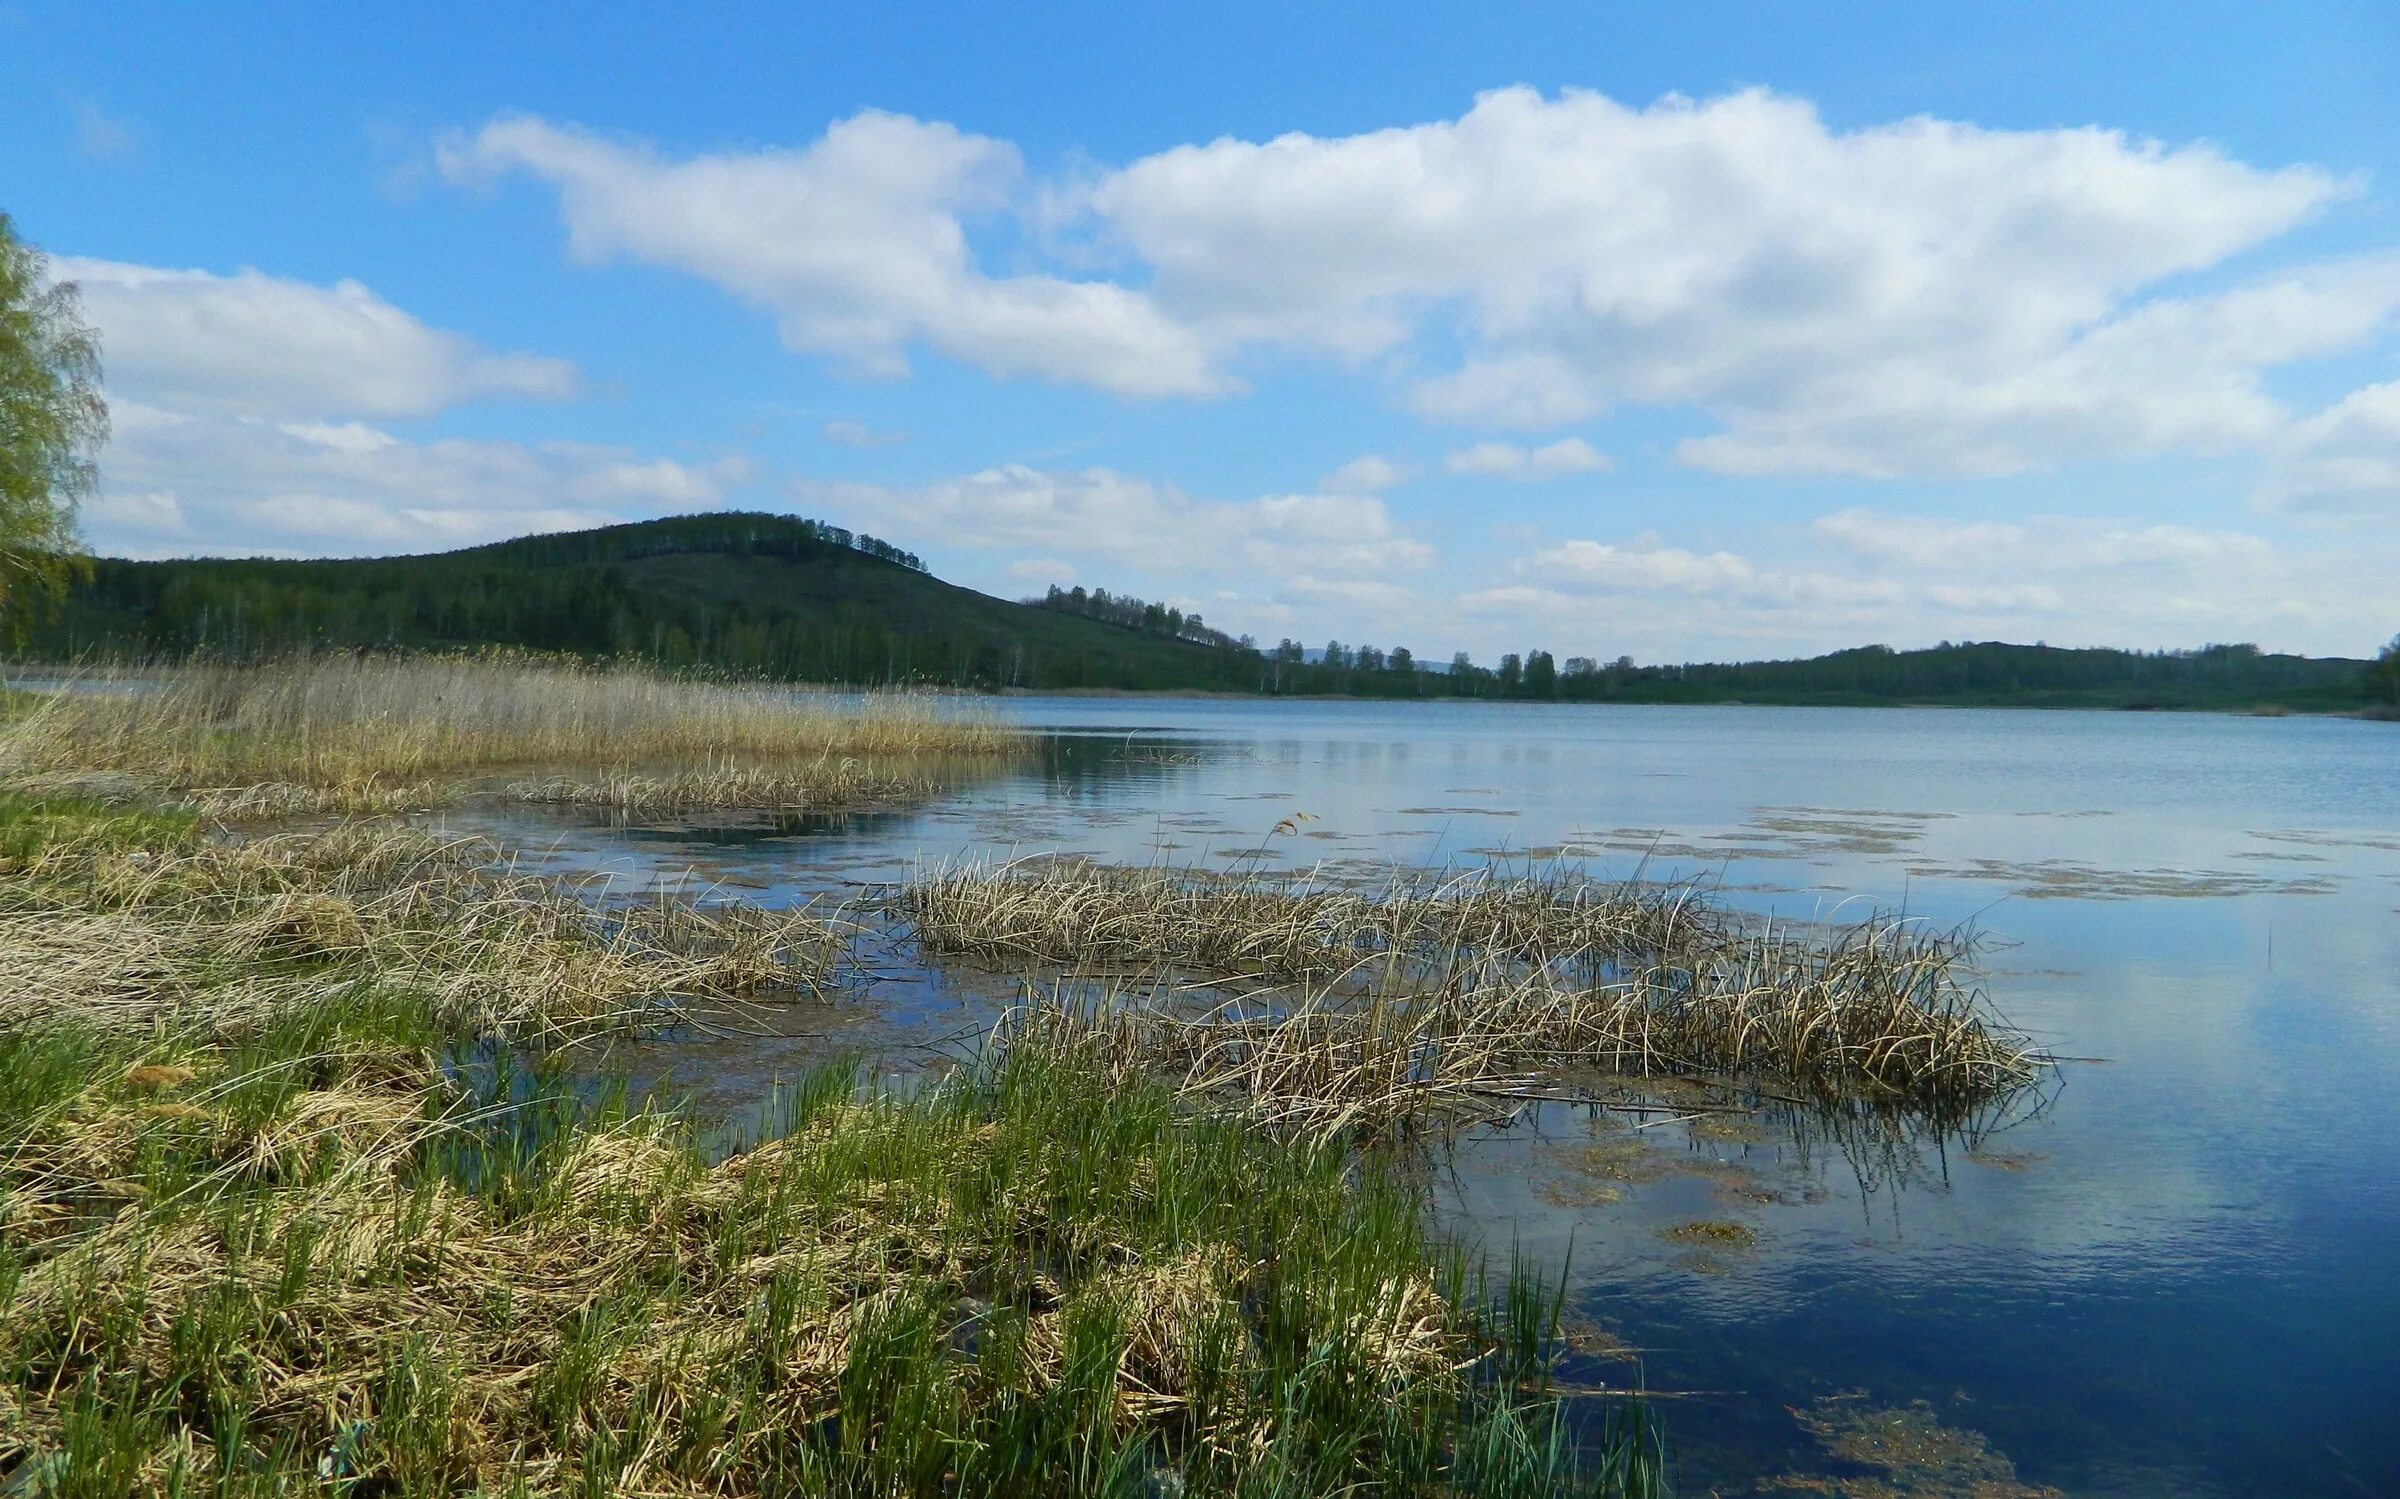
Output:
[{"xmin": 0, "ymin": 796, "xmax": 1671, "ymax": 1496}]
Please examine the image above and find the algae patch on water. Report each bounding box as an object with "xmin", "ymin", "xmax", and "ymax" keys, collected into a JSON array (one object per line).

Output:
[{"xmin": 1766, "ymin": 1393, "xmax": 2061, "ymax": 1498}]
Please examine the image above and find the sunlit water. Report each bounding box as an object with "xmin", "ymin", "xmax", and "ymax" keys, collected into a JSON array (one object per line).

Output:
[{"xmin": 460, "ymin": 700, "xmax": 2400, "ymax": 1496}]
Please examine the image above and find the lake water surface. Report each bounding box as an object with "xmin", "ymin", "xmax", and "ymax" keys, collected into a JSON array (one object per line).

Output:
[{"xmin": 475, "ymin": 700, "xmax": 2400, "ymax": 1496}]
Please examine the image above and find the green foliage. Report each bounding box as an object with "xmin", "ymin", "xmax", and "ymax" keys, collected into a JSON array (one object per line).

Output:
[
  {"xmin": 0, "ymin": 212, "xmax": 103, "ymax": 629},
  {"xmin": 2371, "ymin": 634, "xmax": 2400, "ymax": 706},
  {"xmin": 21, "ymin": 509, "xmax": 2384, "ymax": 710}
]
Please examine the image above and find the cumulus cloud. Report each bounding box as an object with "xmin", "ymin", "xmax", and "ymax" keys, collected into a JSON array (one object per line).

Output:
[
  {"xmin": 1813, "ymin": 508, "xmax": 2276, "ymax": 573},
  {"xmin": 439, "ymin": 113, "xmax": 1223, "ymax": 398},
  {"xmin": 2259, "ymin": 380, "xmax": 2400, "ymax": 517},
  {"xmin": 1089, "ymin": 86, "xmax": 2373, "ymax": 472},
  {"xmin": 1322, "ymin": 454, "xmax": 1413, "ymax": 492},
  {"xmin": 58, "ymin": 258, "xmax": 581, "ymax": 420},
  {"xmin": 88, "ymin": 401, "xmax": 748, "ymax": 556},
  {"xmin": 1443, "ymin": 437, "xmax": 1609, "ymax": 479},
  {"xmin": 822, "ymin": 418, "xmax": 906, "ymax": 448},
  {"xmin": 444, "ymin": 89, "xmax": 2397, "ymax": 480},
  {"xmin": 1444, "ymin": 508, "xmax": 2390, "ymax": 662},
  {"xmin": 1523, "ymin": 537, "xmax": 1902, "ymax": 607},
  {"xmin": 792, "ymin": 464, "xmax": 1433, "ymax": 584}
]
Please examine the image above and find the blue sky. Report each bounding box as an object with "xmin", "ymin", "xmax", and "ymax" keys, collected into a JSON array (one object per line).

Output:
[{"xmin": 6, "ymin": 1, "xmax": 2397, "ymax": 662}]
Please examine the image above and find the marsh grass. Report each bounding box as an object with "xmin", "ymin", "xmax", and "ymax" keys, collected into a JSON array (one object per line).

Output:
[
  {"xmin": 508, "ymin": 756, "xmax": 958, "ymax": 814},
  {"xmin": 0, "ymin": 797, "xmax": 1668, "ymax": 1496},
  {"xmin": 0, "ymin": 653, "xmax": 1022, "ymax": 814},
  {"xmin": 906, "ymin": 860, "xmax": 1720, "ymax": 982},
  {"xmin": 0, "ymin": 797, "xmax": 846, "ymax": 1040},
  {"xmin": 927, "ymin": 865, "xmax": 2037, "ymax": 1123}
]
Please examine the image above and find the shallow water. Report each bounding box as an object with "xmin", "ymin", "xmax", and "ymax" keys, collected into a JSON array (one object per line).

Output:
[{"xmin": 460, "ymin": 700, "xmax": 2400, "ymax": 1496}]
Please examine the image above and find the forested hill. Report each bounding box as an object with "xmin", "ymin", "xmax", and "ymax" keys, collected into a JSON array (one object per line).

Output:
[
  {"xmin": 23, "ymin": 511, "xmax": 2386, "ymax": 710},
  {"xmin": 31, "ymin": 513, "xmax": 1265, "ymax": 692}
]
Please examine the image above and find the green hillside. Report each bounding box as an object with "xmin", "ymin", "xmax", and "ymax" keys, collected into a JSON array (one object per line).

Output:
[
  {"xmin": 30, "ymin": 513, "xmax": 1265, "ymax": 691},
  {"xmin": 19, "ymin": 511, "xmax": 2386, "ymax": 710}
]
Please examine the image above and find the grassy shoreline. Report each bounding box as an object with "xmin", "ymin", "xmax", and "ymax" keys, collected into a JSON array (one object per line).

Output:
[{"xmin": 0, "ymin": 789, "xmax": 1668, "ymax": 1496}]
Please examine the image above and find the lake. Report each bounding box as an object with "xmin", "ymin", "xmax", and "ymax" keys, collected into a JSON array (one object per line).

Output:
[{"xmin": 472, "ymin": 699, "xmax": 2400, "ymax": 1496}]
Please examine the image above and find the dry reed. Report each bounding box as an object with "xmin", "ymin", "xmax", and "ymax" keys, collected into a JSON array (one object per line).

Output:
[
  {"xmin": 0, "ymin": 819, "xmax": 847, "ymax": 1039},
  {"xmin": 0, "ymin": 653, "xmax": 1020, "ymax": 812},
  {"xmin": 508, "ymin": 756, "xmax": 951, "ymax": 813},
  {"xmin": 906, "ymin": 860, "xmax": 1718, "ymax": 981},
  {"xmin": 927, "ymin": 864, "xmax": 2038, "ymax": 1123}
]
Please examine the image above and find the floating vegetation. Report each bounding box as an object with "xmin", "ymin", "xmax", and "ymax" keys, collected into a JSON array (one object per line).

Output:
[
  {"xmin": 1768, "ymin": 1394, "xmax": 2060, "ymax": 1498},
  {"xmin": 1659, "ymin": 1220, "xmax": 1759, "ymax": 1247},
  {"xmin": 1901, "ymin": 857, "xmax": 2337, "ymax": 900}
]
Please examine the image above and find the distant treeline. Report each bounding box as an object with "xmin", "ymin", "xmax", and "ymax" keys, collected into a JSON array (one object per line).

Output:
[
  {"xmin": 19, "ymin": 512, "xmax": 2385, "ymax": 710},
  {"xmin": 1261, "ymin": 639, "xmax": 2376, "ymax": 710}
]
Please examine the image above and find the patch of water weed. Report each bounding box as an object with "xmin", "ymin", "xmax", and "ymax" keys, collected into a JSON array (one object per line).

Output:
[
  {"xmin": 2245, "ymin": 827, "xmax": 2400, "ymax": 854},
  {"xmin": 1765, "ymin": 1393, "xmax": 2060, "ymax": 1498},
  {"xmin": 1900, "ymin": 858, "xmax": 2336, "ymax": 900},
  {"xmin": 1963, "ymin": 1148, "xmax": 2047, "ymax": 1172},
  {"xmin": 1659, "ymin": 1220, "xmax": 1759, "ymax": 1248}
]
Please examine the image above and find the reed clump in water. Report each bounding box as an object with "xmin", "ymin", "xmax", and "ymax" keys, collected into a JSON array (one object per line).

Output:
[
  {"xmin": 0, "ymin": 797, "xmax": 1668, "ymax": 1497},
  {"xmin": 0, "ymin": 652, "xmax": 1022, "ymax": 813},
  {"xmin": 906, "ymin": 861, "xmax": 1720, "ymax": 981},
  {"xmin": 509, "ymin": 756, "xmax": 950, "ymax": 813},
  {"xmin": 932, "ymin": 864, "xmax": 2038, "ymax": 1123}
]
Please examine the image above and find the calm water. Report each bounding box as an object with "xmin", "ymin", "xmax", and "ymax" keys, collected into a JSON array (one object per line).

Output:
[{"xmin": 474, "ymin": 700, "xmax": 2400, "ymax": 1496}]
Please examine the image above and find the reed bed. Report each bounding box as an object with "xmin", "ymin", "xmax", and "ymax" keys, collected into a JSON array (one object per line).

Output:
[
  {"xmin": 0, "ymin": 796, "xmax": 1666, "ymax": 1496},
  {"xmin": 925, "ymin": 864, "xmax": 2037, "ymax": 1119},
  {"xmin": 509, "ymin": 756, "xmax": 951, "ymax": 814},
  {"xmin": 0, "ymin": 652, "xmax": 1021, "ymax": 812},
  {"xmin": 1002, "ymin": 927, "xmax": 2035, "ymax": 1136},
  {"xmin": 905, "ymin": 861, "xmax": 1720, "ymax": 981},
  {"xmin": 0, "ymin": 798, "xmax": 845, "ymax": 1040}
]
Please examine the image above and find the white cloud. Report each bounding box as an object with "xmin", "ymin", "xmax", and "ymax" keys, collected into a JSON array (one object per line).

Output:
[
  {"xmin": 822, "ymin": 418, "xmax": 906, "ymax": 448},
  {"xmin": 2259, "ymin": 380, "xmax": 2400, "ymax": 517},
  {"xmin": 1002, "ymin": 557, "xmax": 1078, "ymax": 589},
  {"xmin": 793, "ymin": 464, "xmax": 1433, "ymax": 584},
  {"xmin": 1443, "ymin": 437, "xmax": 1610, "ymax": 479},
  {"xmin": 1524, "ymin": 537, "xmax": 1902, "ymax": 607},
  {"xmin": 90, "ymin": 401, "xmax": 749, "ymax": 556},
  {"xmin": 1281, "ymin": 576, "xmax": 1419, "ymax": 613},
  {"xmin": 1438, "ymin": 508, "xmax": 2394, "ymax": 662},
  {"xmin": 446, "ymin": 89, "xmax": 2396, "ymax": 480},
  {"xmin": 1322, "ymin": 454, "xmax": 1412, "ymax": 492},
  {"xmin": 72, "ymin": 103, "xmax": 137, "ymax": 160},
  {"xmin": 58, "ymin": 258, "xmax": 581, "ymax": 420},
  {"xmin": 439, "ymin": 113, "xmax": 1223, "ymax": 398},
  {"xmin": 1088, "ymin": 86, "xmax": 2371, "ymax": 473},
  {"xmin": 1813, "ymin": 508, "xmax": 2276, "ymax": 572}
]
